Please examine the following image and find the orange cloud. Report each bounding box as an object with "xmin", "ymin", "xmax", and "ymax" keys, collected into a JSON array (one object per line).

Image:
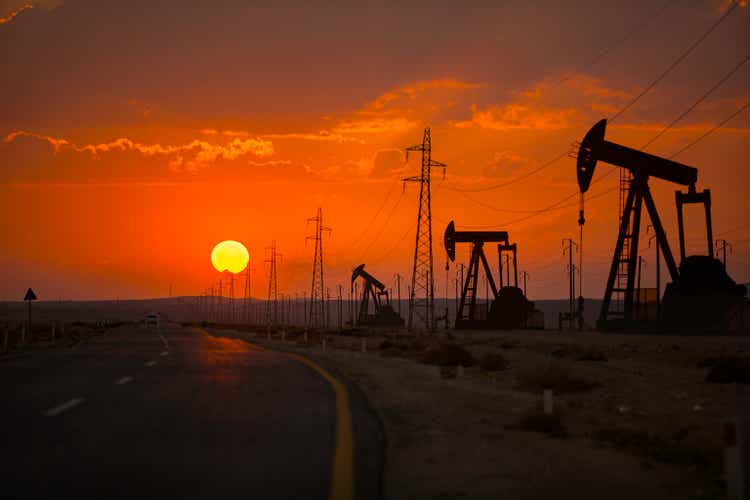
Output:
[
  {"xmin": 454, "ymin": 74, "xmax": 634, "ymax": 130},
  {"xmin": 5, "ymin": 130, "xmax": 274, "ymax": 173},
  {"xmin": 0, "ymin": 2, "xmax": 33, "ymax": 25},
  {"xmin": 364, "ymin": 78, "xmax": 484, "ymax": 111},
  {"xmin": 456, "ymin": 103, "xmax": 576, "ymax": 131}
]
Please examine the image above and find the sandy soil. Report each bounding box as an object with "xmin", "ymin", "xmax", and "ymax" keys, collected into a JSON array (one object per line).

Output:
[{"xmin": 240, "ymin": 327, "xmax": 750, "ymax": 500}]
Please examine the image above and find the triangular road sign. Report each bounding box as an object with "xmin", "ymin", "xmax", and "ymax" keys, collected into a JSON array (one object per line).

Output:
[{"xmin": 24, "ymin": 288, "xmax": 37, "ymax": 301}]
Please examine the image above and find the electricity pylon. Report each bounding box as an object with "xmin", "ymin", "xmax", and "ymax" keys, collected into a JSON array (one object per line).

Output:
[
  {"xmin": 403, "ymin": 127, "xmax": 446, "ymax": 331},
  {"xmin": 265, "ymin": 241, "xmax": 281, "ymax": 326},
  {"xmin": 306, "ymin": 208, "xmax": 331, "ymax": 328}
]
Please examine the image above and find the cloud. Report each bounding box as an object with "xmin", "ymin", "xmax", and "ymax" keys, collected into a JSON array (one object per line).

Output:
[
  {"xmin": 364, "ymin": 78, "xmax": 484, "ymax": 112},
  {"xmin": 0, "ymin": 2, "xmax": 33, "ymax": 25},
  {"xmin": 332, "ymin": 117, "xmax": 418, "ymax": 135},
  {"xmin": 482, "ymin": 151, "xmax": 535, "ymax": 178},
  {"xmin": 454, "ymin": 74, "xmax": 633, "ymax": 131},
  {"xmin": 369, "ymin": 149, "xmax": 405, "ymax": 178},
  {"xmin": 327, "ymin": 78, "xmax": 483, "ymax": 138},
  {"xmin": 5, "ymin": 130, "xmax": 274, "ymax": 173},
  {"xmin": 456, "ymin": 103, "xmax": 576, "ymax": 131}
]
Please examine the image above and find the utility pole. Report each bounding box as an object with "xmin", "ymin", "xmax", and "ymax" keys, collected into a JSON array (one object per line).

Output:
[
  {"xmin": 562, "ymin": 238, "xmax": 578, "ymax": 317},
  {"xmin": 338, "ymin": 284, "xmax": 343, "ymax": 330},
  {"xmin": 326, "ymin": 287, "xmax": 331, "ymax": 329},
  {"xmin": 403, "ymin": 127, "xmax": 446, "ymax": 331},
  {"xmin": 636, "ymin": 256, "xmax": 646, "ymax": 319},
  {"xmin": 243, "ymin": 265, "xmax": 253, "ymax": 325},
  {"xmin": 445, "ymin": 260, "xmax": 450, "ymax": 329},
  {"xmin": 715, "ymin": 239, "xmax": 733, "ymax": 269},
  {"xmin": 393, "ymin": 273, "xmax": 403, "ymax": 318},
  {"xmin": 307, "ymin": 207, "xmax": 332, "ymax": 329},
  {"xmin": 520, "ymin": 271, "xmax": 530, "ymax": 297},
  {"xmin": 217, "ymin": 279, "xmax": 223, "ymax": 323},
  {"xmin": 265, "ymin": 241, "xmax": 281, "ymax": 326}
]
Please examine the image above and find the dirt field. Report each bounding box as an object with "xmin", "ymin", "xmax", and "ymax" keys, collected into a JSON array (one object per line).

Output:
[{"xmin": 237, "ymin": 326, "xmax": 750, "ymax": 499}]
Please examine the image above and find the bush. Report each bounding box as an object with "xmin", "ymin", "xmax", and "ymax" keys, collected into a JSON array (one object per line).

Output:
[
  {"xmin": 594, "ymin": 427, "xmax": 714, "ymax": 469},
  {"xmin": 479, "ymin": 353, "xmax": 509, "ymax": 372},
  {"xmin": 419, "ymin": 343, "xmax": 476, "ymax": 367},
  {"xmin": 511, "ymin": 405, "xmax": 567, "ymax": 438},
  {"xmin": 703, "ymin": 356, "xmax": 750, "ymax": 384},
  {"xmin": 516, "ymin": 362, "xmax": 599, "ymax": 394},
  {"xmin": 576, "ymin": 347, "xmax": 608, "ymax": 362}
]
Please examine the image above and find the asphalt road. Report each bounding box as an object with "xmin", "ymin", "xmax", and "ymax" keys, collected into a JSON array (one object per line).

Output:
[{"xmin": 0, "ymin": 325, "xmax": 383, "ymax": 499}]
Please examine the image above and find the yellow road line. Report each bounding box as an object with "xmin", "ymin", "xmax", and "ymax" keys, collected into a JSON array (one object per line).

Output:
[
  {"xmin": 285, "ymin": 352, "xmax": 355, "ymax": 500},
  {"xmin": 195, "ymin": 328, "xmax": 354, "ymax": 500}
]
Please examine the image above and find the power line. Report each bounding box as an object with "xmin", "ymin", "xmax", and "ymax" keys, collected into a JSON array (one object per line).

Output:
[
  {"xmin": 349, "ymin": 179, "xmax": 399, "ymax": 249},
  {"xmin": 556, "ymin": 0, "xmax": 675, "ymax": 87},
  {"xmin": 445, "ymin": 151, "xmax": 568, "ymax": 193},
  {"xmin": 609, "ymin": 0, "xmax": 740, "ymax": 122},
  {"xmin": 357, "ymin": 190, "xmax": 405, "ymax": 262},
  {"xmin": 642, "ymin": 50, "xmax": 750, "ymax": 149},
  {"xmin": 671, "ymin": 98, "xmax": 750, "ymax": 158}
]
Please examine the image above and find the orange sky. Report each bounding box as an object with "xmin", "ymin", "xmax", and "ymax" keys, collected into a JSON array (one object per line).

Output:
[{"xmin": 1, "ymin": 1, "xmax": 748, "ymax": 301}]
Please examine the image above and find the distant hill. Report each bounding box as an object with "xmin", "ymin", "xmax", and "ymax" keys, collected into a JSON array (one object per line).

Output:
[{"xmin": 0, "ymin": 296, "xmax": 602, "ymax": 331}]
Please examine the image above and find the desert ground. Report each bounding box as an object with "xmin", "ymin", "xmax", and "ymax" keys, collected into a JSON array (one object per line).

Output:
[{"xmin": 2, "ymin": 299, "xmax": 749, "ymax": 499}]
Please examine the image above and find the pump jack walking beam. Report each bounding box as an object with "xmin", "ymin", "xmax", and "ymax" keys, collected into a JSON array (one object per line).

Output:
[
  {"xmin": 445, "ymin": 221, "xmax": 508, "ymax": 327},
  {"xmin": 577, "ymin": 119, "xmax": 701, "ymax": 325}
]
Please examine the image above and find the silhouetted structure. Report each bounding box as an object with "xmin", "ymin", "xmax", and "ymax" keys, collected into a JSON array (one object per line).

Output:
[
  {"xmin": 351, "ymin": 264, "xmax": 404, "ymax": 328},
  {"xmin": 444, "ymin": 221, "xmax": 537, "ymax": 329},
  {"xmin": 307, "ymin": 208, "xmax": 331, "ymax": 328},
  {"xmin": 576, "ymin": 118, "xmax": 746, "ymax": 330},
  {"xmin": 265, "ymin": 241, "xmax": 281, "ymax": 326},
  {"xmin": 403, "ymin": 128, "xmax": 445, "ymax": 331}
]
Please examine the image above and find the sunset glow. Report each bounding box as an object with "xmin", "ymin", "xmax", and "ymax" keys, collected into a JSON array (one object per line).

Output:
[
  {"xmin": 0, "ymin": 1, "xmax": 747, "ymax": 300},
  {"xmin": 211, "ymin": 241, "xmax": 249, "ymax": 274}
]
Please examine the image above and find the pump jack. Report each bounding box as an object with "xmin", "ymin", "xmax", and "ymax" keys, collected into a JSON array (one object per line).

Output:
[
  {"xmin": 351, "ymin": 264, "xmax": 404, "ymax": 328},
  {"xmin": 576, "ymin": 119, "xmax": 746, "ymax": 330},
  {"xmin": 444, "ymin": 221, "xmax": 537, "ymax": 329}
]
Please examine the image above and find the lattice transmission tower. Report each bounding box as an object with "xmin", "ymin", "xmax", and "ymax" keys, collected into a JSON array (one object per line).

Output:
[
  {"xmin": 306, "ymin": 207, "xmax": 331, "ymax": 328},
  {"xmin": 403, "ymin": 127, "xmax": 446, "ymax": 331},
  {"xmin": 265, "ymin": 241, "xmax": 281, "ymax": 326}
]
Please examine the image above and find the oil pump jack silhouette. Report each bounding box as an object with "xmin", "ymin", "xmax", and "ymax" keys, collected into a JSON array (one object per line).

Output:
[
  {"xmin": 351, "ymin": 264, "xmax": 405, "ymax": 328},
  {"xmin": 444, "ymin": 221, "xmax": 538, "ymax": 329},
  {"xmin": 576, "ymin": 119, "xmax": 746, "ymax": 330}
]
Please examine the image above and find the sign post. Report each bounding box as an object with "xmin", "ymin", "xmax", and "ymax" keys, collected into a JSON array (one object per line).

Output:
[{"xmin": 24, "ymin": 288, "xmax": 37, "ymax": 344}]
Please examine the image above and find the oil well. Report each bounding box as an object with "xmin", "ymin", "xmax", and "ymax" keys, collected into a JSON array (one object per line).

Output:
[
  {"xmin": 351, "ymin": 264, "xmax": 405, "ymax": 328},
  {"xmin": 576, "ymin": 118, "xmax": 747, "ymax": 331},
  {"xmin": 444, "ymin": 221, "xmax": 540, "ymax": 330}
]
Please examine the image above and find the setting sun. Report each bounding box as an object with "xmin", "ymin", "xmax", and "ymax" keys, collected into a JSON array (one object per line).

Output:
[{"xmin": 211, "ymin": 240, "xmax": 249, "ymax": 274}]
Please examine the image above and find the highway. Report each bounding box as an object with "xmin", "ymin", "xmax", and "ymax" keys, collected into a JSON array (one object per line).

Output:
[{"xmin": 0, "ymin": 325, "xmax": 383, "ymax": 499}]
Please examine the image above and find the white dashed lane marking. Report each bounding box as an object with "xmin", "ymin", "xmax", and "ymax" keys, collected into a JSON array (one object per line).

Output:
[
  {"xmin": 44, "ymin": 397, "xmax": 85, "ymax": 417},
  {"xmin": 115, "ymin": 376, "xmax": 134, "ymax": 385},
  {"xmin": 160, "ymin": 351, "xmax": 169, "ymax": 357},
  {"xmin": 145, "ymin": 361, "xmax": 157, "ymax": 367}
]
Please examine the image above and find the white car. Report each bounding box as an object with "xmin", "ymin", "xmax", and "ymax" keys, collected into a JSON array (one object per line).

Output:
[{"xmin": 145, "ymin": 313, "xmax": 160, "ymax": 329}]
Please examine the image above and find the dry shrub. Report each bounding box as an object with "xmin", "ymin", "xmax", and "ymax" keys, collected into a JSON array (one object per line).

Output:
[
  {"xmin": 594, "ymin": 427, "xmax": 715, "ymax": 470},
  {"xmin": 511, "ymin": 405, "xmax": 567, "ymax": 438},
  {"xmin": 419, "ymin": 343, "xmax": 476, "ymax": 367},
  {"xmin": 576, "ymin": 347, "xmax": 608, "ymax": 362},
  {"xmin": 702, "ymin": 356, "xmax": 750, "ymax": 384},
  {"xmin": 516, "ymin": 362, "xmax": 599, "ymax": 394},
  {"xmin": 479, "ymin": 353, "xmax": 509, "ymax": 372}
]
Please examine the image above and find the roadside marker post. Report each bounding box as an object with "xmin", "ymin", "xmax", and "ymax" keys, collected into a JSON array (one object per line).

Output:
[
  {"xmin": 543, "ymin": 390, "xmax": 554, "ymax": 415},
  {"xmin": 51, "ymin": 322, "xmax": 56, "ymax": 345},
  {"xmin": 24, "ymin": 288, "xmax": 37, "ymax": 344},
  {"xmin": 722, "ymin": 418, "xmax": 745, "ymax": 500}
]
